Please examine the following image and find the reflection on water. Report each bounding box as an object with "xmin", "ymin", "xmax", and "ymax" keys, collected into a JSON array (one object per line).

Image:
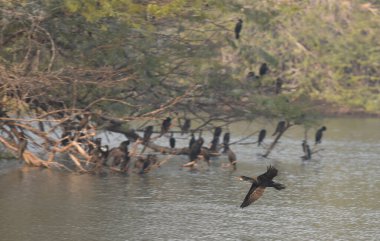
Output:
[{"xmin": 0, "ymin": 118, "xmax": 379, "ymax": 241}]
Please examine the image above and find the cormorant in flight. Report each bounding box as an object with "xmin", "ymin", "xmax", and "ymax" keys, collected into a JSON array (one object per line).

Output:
[
  {"xmin": 315, "ymin": 126, "xmax": 327, "ymax": 145},
  {"xmin": 234, "ymin": 19, "xmax": 243, "ymax": 39},
  {"xmin": 239, "ymin": 165, "xmax": 285, "ymax": 208}
]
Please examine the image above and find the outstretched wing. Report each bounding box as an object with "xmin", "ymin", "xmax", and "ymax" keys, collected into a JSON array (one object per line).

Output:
[
  {"xmin": 239, "ymin": 176, "xmax": 256, "ymax": 183},
  {"xmin": 258, "ymin": 165, "xmax": 278, "ymax": 181},
  {"xmin": 240, "ymin": 182, "xmax": 266, "ymax": 208}
]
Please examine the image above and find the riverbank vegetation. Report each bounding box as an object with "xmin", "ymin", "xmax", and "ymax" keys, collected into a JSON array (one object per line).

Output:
[{"xmin": 0, "ymin": 0, "xmax": 379, "ymax": 172}]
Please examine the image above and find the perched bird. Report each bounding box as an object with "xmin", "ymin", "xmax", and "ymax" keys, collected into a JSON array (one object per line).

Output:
[
  {"xmin": 189, "ymin": 132, "xmax": 195, "ymax": 149},
  {"xmin": 222, "ymin": 132, "xmax": 230, "ymax": 153},
  {"xmin": 169, "ymin": 132, "xmax": 176, "ymax": 148},
  {"xmin": 189, "ymin": 137, "xmax": 204, "ymax": 162},
  {"xmin": 234, "ymin": 19, "xmax": 243, "ymax": 39},
  {"xmin": 143, "ymin": 125, "xmax": 154, "ymax": 143},
  {"xmin": 210, "ymin": 127, "xmax": 222, "ymax": 152},
  {"xmin": 259, "ymin": 63, "xmax": 268, "ymax": 76},
  {"xmin": 181, "ymin": 118, "xmax": 191, "ymax": 135},
  {"xmin": 257, "ymin": 129, "xmax": 266, "ymax": 146},
  {"xmin": 239, "ymin": 165, "xmax": 285, "ymax": 208},
  {"xmin": 272, "ymin": 121, "xmax": 286, "ymax": 136},
  {"xmin": 315, "ymin": 126, "xmax": 327, "ymax": 145},
  {"xmin": 213, "ymin": 127, "xmax": 222, "ymax": 138},
  {"xmin": 161, "ymin": 117, "xmax": 172, "ymax": 136}
]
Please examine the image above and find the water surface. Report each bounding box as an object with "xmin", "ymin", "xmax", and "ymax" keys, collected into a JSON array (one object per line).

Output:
[{"xmin": 0, "ymin": 118, "xmax": 379, "ymax": 241}]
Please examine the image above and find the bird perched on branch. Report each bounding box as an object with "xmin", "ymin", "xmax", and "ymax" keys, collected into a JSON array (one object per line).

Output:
[
  {"xmin": 234, "ymin": 19, "xmax": 243, "ymax": 39},
  {"xmin": 239, "ymin": 165, "xmax": 285, "ymax": 208},
  {"xmin": 181, "ymin": 118, "xmax": 191, "ymax": 135},
  {"xmin": 315, "ymin": 126, "xmax": 327, "ymax": 145},
  {"xmin": 160, "ymin": 117, "xmax": 172, "ymax": 136},
  {"xmin": 222, "ymin": 132, "xmax": 230, "ymax": 153},
  {"xmin": 257, "ymin": 129, "xmax": 266, "ymax": 146},
  {"xmin": 272, "ymin": 121, "xmax": 286, "ymax": 136},
  {"xmin": 169, "ymin": 132, "xmax": 176, "ymax": 149},
  {"xmin": 143, "ymin": 125, "xmax": 154, "ymax": 143},
  {"xmin": 189, "ymin": 132, "xmax": 195, "ymax": 149}
]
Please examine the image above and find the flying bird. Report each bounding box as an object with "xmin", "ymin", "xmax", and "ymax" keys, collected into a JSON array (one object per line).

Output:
[
  {"xmin": 315, "ymin": 126, "xmax": 327, "ymax": 145},
  {"xmin": 239, "ymin": 165, "xmax": 285, "ymax": 208},
  {"xmin": 234, "ymin": 19, "xmax": 243, "ymax": 39}
]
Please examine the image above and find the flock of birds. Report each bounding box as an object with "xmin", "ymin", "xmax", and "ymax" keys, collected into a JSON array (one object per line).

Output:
[{"xmin": 66, "ymin": 116, "xmax": 327, "ymax": 208}]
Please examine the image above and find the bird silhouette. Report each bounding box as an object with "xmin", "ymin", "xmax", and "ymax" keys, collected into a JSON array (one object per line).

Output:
[
  {"xmin": 259, "ymin": 63, "xmax": 268, "ymax": 76},
  {"xmin": 272, "ymin": 121, "xmax": 286, "ymax": 136},
  {"xmin": 181, "ymin": 118, "xmax": 191, "ymax": 135},
  {"xmin": 160, "ymin": 117, "xmax": 172, "ymax": 136},
  {"xmin": 257, "ymin": 129, "xmax": 266, "ymax": 146},
  {"xmin": 169, "ymin": 132, "xmax": 176, "ymax": 148},
  {"xmin": 222, "ymin": 132, "xmax": 230, "ymax": 153},
  {"xmin": 315, "ymin": 126, "xmax": 327, "ymax": 145},
  {"xmin": 239, "ymin": 165, "xmax": 285, "ymax": 208},
  {"xmin": 234, "ymin": 19, "xmax": 243, "ymax": 39}
]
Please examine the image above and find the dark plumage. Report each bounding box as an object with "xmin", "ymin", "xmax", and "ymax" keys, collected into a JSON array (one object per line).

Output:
[
  {"xmin": 240, "ymin": 166, "xmax": 285, "ymax": 208},
  {"xmin": 143, "ymin": 125, "xmax": 154, "ymax": 143},
  {"xmin": 259, "ymin": 63, "xmax": 268, "ymax": 76},
  {"xmin": 234, "ymin": 19, "xmax": 243, "ymax": 39},
  {"xmin": 301, "ymin": 140, "xmax": 311, "ymax": 160},
  {"xmin": 222, "ymin": 132, "xmax": 230, "ymax": 153},
  {"xmin": 214, "ymin": 127, "xmax": 222, "ymax": 138},
  {"xmin": 189, "ymin": 137, "xmax": 204, "ymax": 162},
  {"xmin": 315, "ymin": 126, "xmax": 327, "ymax": 145},
  {"xmin": 161, "ymin": 117, "xmax": 172, "ymax": 135},
  {"xmin": 257, "ymin": 129, "xmax": 266, "ymax": 146},
  {"xmin": 210, "ymin": 136, "xmax": 219, "ymax": 153},
  {"xmin": 272, "ymin": 121, "xmax": 286, "ymax": 136},
  {"xmin": 169, "ymin": 132, "xmax": 176, "ymax": 148},
  {"xmin": 181, "ymin": 118, "xmax": 191, "ymax": 135},
  {"xmin": 189, "ymin": 133, "xmax": 195, "ymax": 149}
]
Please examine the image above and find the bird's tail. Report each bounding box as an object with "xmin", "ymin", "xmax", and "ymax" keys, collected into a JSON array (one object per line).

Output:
[{"xmin": 272, "ymin": 182, "xmax": 285, "ymax": 190}]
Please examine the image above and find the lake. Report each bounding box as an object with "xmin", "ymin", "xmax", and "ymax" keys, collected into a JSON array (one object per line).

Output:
[{"xmin": 0, "ymin": 118, "xmax": 379, "ymax": 241}]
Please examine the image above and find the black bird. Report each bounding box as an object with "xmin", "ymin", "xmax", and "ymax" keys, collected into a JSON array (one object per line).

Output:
[
  {"xmin": 222, "ymin": 132, "xmax": 230, "ymax": 153},
  {"xmin": 257, "ymin": 129, "xmax": 266, "ymax": 146},
  {"xmin": 315, "ymin": 126, "xmax": 327, "ymax": 145},
  {"xmin": 169, "ymin": 132, "xmax": 176, "ymax": 148},
  {"xmin": 239, "ymin": 166, "xmax": 285, "ymax": 208},
  {"xmin": 181, "ymin": 118, "xmax": 191, "ymax": 135},
  {"xmin": 214, "ymin": 127, "xmax": 222, "ymax": 138},
  {"xmin": 189, "ymin": 137, "xmax": 204, "ymax": 162},
  {"xmin": 259, "ymin": 63, "xmax": 268, "ymax": 76},
  {"xmin": 161, "ymin": 117, "xmax": 172, "ymax": 136},
  {"xmin": 189, "ymin": 132, "xmax": 195, "ymax": 149},
  {"xmin": 234, "ymin": 19, "xmax": 243, "ymax": 39},
  {"xmin": 272, "ymin": 121, "xmax": 286, "ymax": 136},
  {"xmin": 143, "ymin": 125, "xmax": 154, "ymax": 143}
]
